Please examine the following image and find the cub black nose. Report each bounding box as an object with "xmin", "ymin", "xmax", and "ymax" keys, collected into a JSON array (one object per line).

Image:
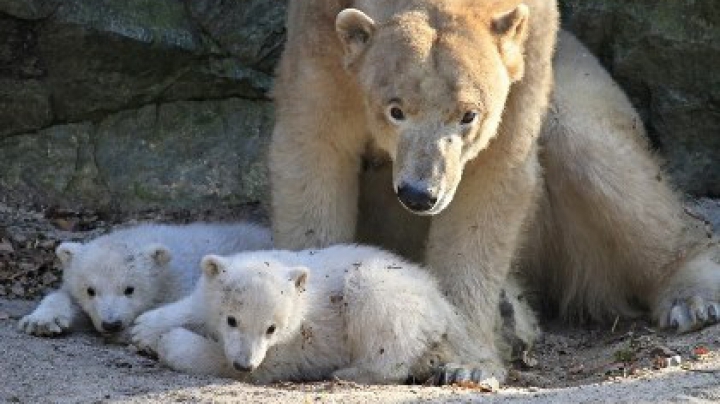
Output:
[
  {"xmin": 233, "ymin": 361, "xmax": 254, "ymax": 372},
  {"xmin": 396, "ymin": 184, "xmax": 437, "ymax": 213},
  {"xmin": 101, "ymin": 320, "xmax": 123, "ymax": 333}
]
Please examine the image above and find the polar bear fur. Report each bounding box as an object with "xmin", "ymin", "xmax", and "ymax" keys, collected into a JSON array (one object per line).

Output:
[
  {"xmin": 19, "ymin": 222, "xmax": 272, "ymax": 337},
  {"xmin": 132, "ymin": 245, "xmax": 504, "ymax": 385},
  {"xmin": 269, "ymin": 0, "xmax": 720, "ymax": 382},
  {"xmin": 270, "ymin": 0, "xmax": 557, "ymax": 382}
]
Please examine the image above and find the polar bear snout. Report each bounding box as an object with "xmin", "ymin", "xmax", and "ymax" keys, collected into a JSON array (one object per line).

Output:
[
  {"xmin": 100, "ymin": 320, "xmax": 124, "ymax": 333},
  {"xmin": 396, "ymin": 183, "xmax": 438, "ymax": 213},
  {"xmin": 232, "ymin": 361, "xmax": 255, "ymax": 373}
]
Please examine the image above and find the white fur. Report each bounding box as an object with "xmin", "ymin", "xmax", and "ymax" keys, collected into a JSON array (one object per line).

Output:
[
  {"xmin": 19, "ymin": 222, "xmax": 272, "ymax": 337},
  {"xmin": 132, "ymin": 245, "xmax": 503, "ymax": 384}
]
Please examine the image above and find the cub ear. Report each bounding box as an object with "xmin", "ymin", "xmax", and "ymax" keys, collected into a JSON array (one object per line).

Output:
[
  {"xmin": 145, "ymin": 243, "xmax": 171, "ymax": 266},
  {"xmin": 201, "ymin": 255, "xmax": 227, "ymax": 279},
  {"xmin": 492, "ymin": 3, "xmax": 530, "ymax": 82},
  {"xmin": 288, "ymin": 266, "xmax": 309, "ymax": 291},
  {"xmin": 336, "ymin": 8, "xmax": 376, "ymax": 66},
  {"xmin": 56, "ymin": 242, "xmax": 83, "ymax": 268}
]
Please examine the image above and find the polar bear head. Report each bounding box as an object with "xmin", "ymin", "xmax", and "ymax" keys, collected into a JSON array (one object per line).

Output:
[
  {"xmin": 199, "ymin": 253, "xmax": 308, "ymax": 373},
  {"xmin": 57, "ymin": 240, "xmax": 171, "ymax": 334},
  {"xmin": 336, "ymin": 3, "xmax": 530, "ymax": 214}
]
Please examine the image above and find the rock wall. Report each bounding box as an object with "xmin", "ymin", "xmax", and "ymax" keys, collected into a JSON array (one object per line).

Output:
[
  {"xmin": 561, "ymin": 0, "xmax": 720, "ymax": 197},
  {"xmin": 0, "ymin": 0, "xmax": 285, "ymax": 210},
  {"xmin": 0, "ymin": 0, "xmax": 717, "ymax": 212}
]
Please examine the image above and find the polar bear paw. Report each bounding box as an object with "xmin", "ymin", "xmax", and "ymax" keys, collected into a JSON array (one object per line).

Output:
[
  {"xmin": 18, "ymin": 308, "xmax": 72, "ymax": 336},
  {"xmin": 432, "ymin": 362, "xmax": 506, "ymax": 389},
  {"xmin": 658, "ymin": 295, "xmax": 720, "ymax": 333},
  {"xmin": 655, "ymin": 250, "xmax": 720, "ymax": 333}
]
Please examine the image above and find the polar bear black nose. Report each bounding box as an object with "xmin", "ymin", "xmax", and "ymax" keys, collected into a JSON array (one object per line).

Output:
[
  {"xmin": 233, "ymin": 361, "xmax": 254, "ymax": 372},
  {"xmin": 101, "ymin": 320, "xmax": 123, "ymax": 333},
  {"xmin": 397, "ymin": 183, "xmax": 437, "ymax": 213}
]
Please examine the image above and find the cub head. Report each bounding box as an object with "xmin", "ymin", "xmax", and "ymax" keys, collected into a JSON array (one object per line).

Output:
[
  {"xmin": 200, "ymin": 254, "xmax": 308, "ymax": 373},
  {"xmin": 57, "ymin": 240, "xmax": 171, "ymax": 334},
  {"xmin": 336, "ymin": 3, "xmax": 530, "ymax": 214}
]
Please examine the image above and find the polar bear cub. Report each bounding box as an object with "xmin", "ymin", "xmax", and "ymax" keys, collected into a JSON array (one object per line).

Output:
[
  {"xmin": 19, "ymin": 222, "xmax": 272, "ymax": 337},
  {"xmin": 131, "ymin": 244, "xmax": 503, "ymax": 384}
]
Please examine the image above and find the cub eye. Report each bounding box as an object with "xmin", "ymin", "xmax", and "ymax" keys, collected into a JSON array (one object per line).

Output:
[
  {"xmin": 87, "ymin": 287, "xmax": 96, "ymax": 297},
  {"xmin": 227, "ymin": 316, "xmax": 237, "ymax": 328},
  {"xmin": 266, "ymin": 324, "xmax": 277, "ymax": 335},
  {"xmin": 460, "ymin": 111, "xmax": 477, "ymax": 125},
  {"xmin": 124, "ymin": 287, "xmax": 135, "ymax": 296},
  {"xmin": 389, "ymin": 106, "xmax": 405, "ymax": 122}
]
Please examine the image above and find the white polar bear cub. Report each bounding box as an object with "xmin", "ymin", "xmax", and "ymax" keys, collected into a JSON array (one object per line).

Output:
[
  {"xmin": 132, "ymin": 245, "xmax": 502, "ymax": 384},
  {"xmin": 19, "ymin": 222, "xmax": 272, "ymax": 337}
]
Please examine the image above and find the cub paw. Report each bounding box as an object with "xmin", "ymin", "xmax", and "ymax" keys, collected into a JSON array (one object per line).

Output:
[
  {"xmin": 18, "ymin": 309, "xmax": 71, "ymax": 337},
  {"xmin": 156, "ymin": 328, "xmax": 190, "ymax": 367},
  {"xmin": 130, "ymin": 311, "xmax": 165, "ymax": 353}
]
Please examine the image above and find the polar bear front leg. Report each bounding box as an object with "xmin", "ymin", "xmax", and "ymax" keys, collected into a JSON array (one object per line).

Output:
[
  {"xmin": 425, "ymin": 161, "xmax": 540, "ymax": 384},
  {"xmin": 19, "ymin": 289, "xmax": 82, "ymax": 336},
  {"xmin": 655, "ymin": 247, "xmax": 720, "ymax": 333},
  {"xmin": 269, "ymin": 101, "xmax": 366, "ymax": 250}
]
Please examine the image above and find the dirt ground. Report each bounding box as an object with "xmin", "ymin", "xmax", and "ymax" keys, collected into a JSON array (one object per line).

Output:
[{"xmin": 1, "ymin": 199, "xmax": 720, "ymax": 403}]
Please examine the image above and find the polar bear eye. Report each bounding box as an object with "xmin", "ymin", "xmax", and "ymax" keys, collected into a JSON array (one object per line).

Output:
[
  {"xmin": 227, "ymin": 316, "xmax": 237, "ymax": 328},
  {"xmin": 388, "ymin": 106, "xmax": 405, "ymax": 122},
  {"xmin": 460, "ymin": 111, "xmax": 477, "ymax": 125},
  {"xmin": 124, "ymin": 287, "xmax": 135, "ymax": 296},
  {"xmin": 266, "ymin": 324, "xmax": 276, "ymax": 335},
  {"xmin": 87, "ymin": 287, "xmax": 96, "ymax": 297}
]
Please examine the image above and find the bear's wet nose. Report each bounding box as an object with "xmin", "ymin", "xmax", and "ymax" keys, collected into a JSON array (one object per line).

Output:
[
  {"xmin": 397, "ymin": 183, "xmax": 437, "ymax": 213},
  {"xmin": 101, "ymin": 320, "xmax": 124, "ymax": 333},
  {"xmin": 233, "ymin": 361, "xmax": 255, "ymax": 372}
]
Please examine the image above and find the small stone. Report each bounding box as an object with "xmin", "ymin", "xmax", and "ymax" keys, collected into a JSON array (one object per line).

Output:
[
  {"xmin": 0, "ymin": 240, "xmax": 14, "ymax": 253},
  {"xmin": 37, "ymin": 239, "xmax": 56, "ymax": 250},
  {"xmin": 568, "ymin": 364, "xmax": 585, "ymax": 374},
  {"xmin": 651, "ymin": 345, "xmax": 677, "ymax": 358},
  {"xmin": 10, "ymin": 283, "xmax": 25, "ymax": 297},
  {"xmin": 11, "ymin": 234, "xmax": 27, "ymax": 245},
  {"xmin": 654, "ymin": 355, "xmax": 682, "ymax": 369},
  {"xmin": 42, "ymin": 271, "xmax": 58, "ymax": 285},
  {"xmin": 667, "ymin": 355, "xmax": 682, "ymax": 367}
]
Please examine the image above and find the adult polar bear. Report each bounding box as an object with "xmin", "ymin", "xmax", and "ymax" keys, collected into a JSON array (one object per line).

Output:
[{"xmin": 270, "ymin": 0, "xmax": 720, "ymax": 382}]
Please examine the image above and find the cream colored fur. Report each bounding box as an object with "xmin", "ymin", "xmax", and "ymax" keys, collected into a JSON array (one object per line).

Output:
[
  {"xmin": 19, "ymin": 222, "xmax": 272, "ymax": 338},
  {"xmin": 132, "ymin": 245, "xmax": 504, "ymax": 385},
  {"xmin": 270, "ymin": 0, "xmax": 557, "ymax": 381},
  {"xmin": 269, "ymin": 0, "xmax": 720, "ymax": 383},
  {"xmin": 526, "ymin": 31, "xmax": 720, "ymax": 332}
]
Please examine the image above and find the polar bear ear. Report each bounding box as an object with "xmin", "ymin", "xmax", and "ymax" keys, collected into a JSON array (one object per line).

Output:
[
  {"xmin": 201, "ymin": 255, "xmax": 227, "ymax": 278},
  {"xmin": 145, "ymin": 244, "xmax": 171, "ymax": 266},
  {"xmin": 492, "ymin": 3, "xmax": 530, "ymax": 82},
  {"xmin": 288, "ymin": 266, "xmax": 309, "ymax": 291},
  {"xmin": 56, "ymin": 242, "xmax": 83, "ymax": 268},
  {"xmin": 336, "ymin": 8, "xmax": 376, "ymax": 65}
]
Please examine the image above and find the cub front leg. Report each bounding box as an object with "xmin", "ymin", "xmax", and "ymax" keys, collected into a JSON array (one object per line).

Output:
[
  {"xmin": 19, "ymin": 289, "xmax": 83, "ymax": 336},
  {"xmin": 425, "ymin": 158, "xmax": 541, "ymax": 384},
  {"xmin": 157, "ymin": 328, "xmax": 235, "ymax": 378},
  {"xmin": 131, "ymin": 295, "xmax": 200, "ymax": 353}
]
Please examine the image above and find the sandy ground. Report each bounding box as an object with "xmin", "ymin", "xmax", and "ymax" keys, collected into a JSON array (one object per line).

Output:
[
  {"xmin": 3, "ymin": 297, "xmax": 720, "ymax": 404},
  {"xmin": 1, "ymin": 199, "xmax": 719, "ymax": 403}
]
